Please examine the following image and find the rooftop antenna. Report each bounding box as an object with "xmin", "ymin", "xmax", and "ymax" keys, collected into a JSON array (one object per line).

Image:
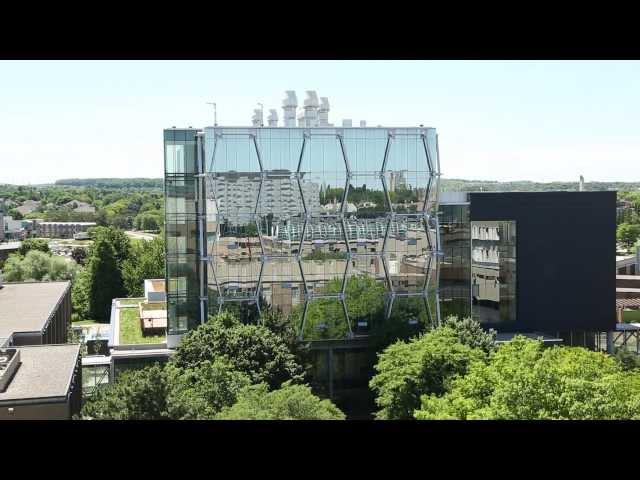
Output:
[{"xmin": 206, "ymin": 101, "xmax": 218, "ymax": 126}]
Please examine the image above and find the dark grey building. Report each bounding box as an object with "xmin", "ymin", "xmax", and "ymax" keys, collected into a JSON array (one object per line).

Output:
[
  {"xmin": 0, "ymin": 281, "xmax": 81, "ymax": 419},
  {"xmin": 439, "ymin": 191, "xmax": 616, "ymax": 342},
  {"xmin": 0, "ymin": 344, "xmax": 82, "ymax": 420},
  {"xmin": 0, "ymin": 281, "xmax": 72, "ymax": 347}
]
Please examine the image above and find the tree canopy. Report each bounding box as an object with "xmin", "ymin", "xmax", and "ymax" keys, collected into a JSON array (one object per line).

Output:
[
  {"xmin": 216, "ymin": 382, "xmax": 345, "ymax": 420},
  {"xmin": 18, "ymin": 238, "xmax": 50, "ymax": 256},
  {"xmin": 87, "ymin": 234, "xmax": 126, "ymax": 321},
  {"xmin": 2, "ymin": 250, "xmax": 77, "ymax": 282},
  {"xmin": 122, "ymin": 236, "xmax": 165, "ymax": 297},
  {"xmin": 172, "ymin": 312, "xmax": 306, "ymax": 389},
  {"xmin": 617, "ymin": 222, "xmax": 640, "ymax": 250},
  {"xmin": 81, "ymin": 364, "xmax": 170, "ymax": 420},
  {"xmin": 415, "ymin": 337, "xmax": 640, "ymax": 420},
  {"xmin": 80, "ymin": 311, "xmax": 333, "ymax": 420},
  {"xmin": 369, "ymin": 317, "xmax": 494, "ymax": 420}
]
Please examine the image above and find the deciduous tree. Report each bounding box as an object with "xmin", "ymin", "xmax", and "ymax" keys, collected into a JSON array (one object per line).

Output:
[
  {"xmin": 216, "ymin": 381, "xmax": 346, "ymax": 420},
  {"xmin": 415, "ymin": 337, "xmax": 640, "ymax": 420}
]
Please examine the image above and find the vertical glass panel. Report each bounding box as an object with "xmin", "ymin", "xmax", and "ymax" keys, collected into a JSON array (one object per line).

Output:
[
  {"xmin": 438, "ymin": 203, "xmax": 471, "ymax": 320},
  {"xmin": 345, "ymin": 174, "xmax": 389, "ymax": 220},
  {"xmin": 383, "ymin": 215, "xmax": 432, "ymax": 294},
  {"xmin": 344, "ymin": 271, "xmax": 386, "ymax": 337},
  {"xmin": 342, "ymin": 129, "xmax": 388, "ymax": 174},
  {"xmin": 213, "ymin": 133, "xmax": 261, "ymax": 173},
  {"xmin": 300, "ymin": 297, "xmax": 350, "ymax": 341},
  {"xmin": 259, "ymin": 258, "xmax": 304, "ymax": 318},
  {"xmin": 471, "ymin": 220, "xmax": 516, "ymax": 326},
  {"xmin": 299, "ymin": 217, "xmax": 349, "ymax": 293},
  {"xmin": 382, "ymin": 295, "xmax": 430, "ymax": 340},
  {"xmin": 257, "ymin": 128, "xmax": 304, "ymax": 171},
  {"xmin": 300, "ymin": 134, "xmax": 347, "ymax": 216}
]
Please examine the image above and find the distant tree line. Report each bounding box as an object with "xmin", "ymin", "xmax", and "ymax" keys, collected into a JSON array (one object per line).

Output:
[
  {"xmin": 0, "ymin": 183, "xmax": 164, "ymax": 232},
  {"xmin": 55, "ymin": 178, "xmax": 163, "ymax": 189}
]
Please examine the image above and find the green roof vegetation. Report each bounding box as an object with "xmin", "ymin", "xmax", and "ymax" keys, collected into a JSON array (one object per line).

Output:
[
  {"xmin": 119, "ymin": 307, "xmax": 165, "ymax": 345},
  {"xmin": 118, "ymin": 298, "xmax": 144, "ymax": 306},
  {"xmin": 72, "ymin": 319, "xmax": 100, "ymax": 326}
]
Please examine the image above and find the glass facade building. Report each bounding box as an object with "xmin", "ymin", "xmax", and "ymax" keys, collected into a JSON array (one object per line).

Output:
[
  {"xmin": 164, "ymin": 126, "xmax": 442, "ymax": 346},
  {"xmin": 439, "ymin": 194, "xmax": 518, "ymax": 327}
]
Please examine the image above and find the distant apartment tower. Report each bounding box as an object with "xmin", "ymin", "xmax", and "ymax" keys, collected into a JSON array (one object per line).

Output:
[
  {"xmin": 37, "ymin": 221, "xmax": 96, "ymax": 239},
  {"xmin": 164, "ymin": 90, "xmax": 441, "ymax": 348}
]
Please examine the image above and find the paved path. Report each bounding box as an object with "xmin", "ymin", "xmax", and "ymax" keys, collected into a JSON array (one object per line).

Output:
[{"xmin": 124, "ymin": 231, "xmax": 157, "ymax": 242}]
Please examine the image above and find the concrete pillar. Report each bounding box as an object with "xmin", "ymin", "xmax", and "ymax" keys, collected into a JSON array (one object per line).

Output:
[
  {"xmin": 606, "ymin": 331, "xmax": 614, "ymax": 354},
  {"xmin": 328, "ymin": 348, "xmax": 334, "ymax": 399}
]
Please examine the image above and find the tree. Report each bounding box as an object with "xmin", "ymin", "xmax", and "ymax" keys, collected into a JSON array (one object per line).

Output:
[
  {"xmin": 134, "ymin": 212, "xmax": 162, "ymax": 231},
  {"xmin": 71, "ymin": 266, "xmax": 91, "ymax": 320},
  {"xmin": 2, "ymin": 250, "xmax": 77, "ymax": 282},
  {"xmin": 80, "ymin": 364, "xmax": 169, "ymax": 420},
  {"xmin": 415, "ymin": 337, "xmax": 640, "ymax": 420},
  {"xmin": 8, "ymin": 208, "xmax": 23, "ymax": 220},
  {"xmin": 442, "ymin": 315, "xmax": 497, "ymax": 354},
  {"xmin": 216, "ymin": 381, "xmax": 346, "ymax": 420},
  {"xmin": 369, "ymin": 322, "xmax": 488, "ymax": 420},
  {"xmin": 122, "ymin": 236, "xmax": 165, "ymax": 297},
  {"xmin": 18, "ymin": 238, "xmax": 50, "ymax": 256},
  {"xmin": 614, "ymin": 347, "xmax": 640, "ymax": 371},
  {"xmin": 165, "ymin": 359, "xmax": 251, "ymax": 419},
  {"xmin": 617, "ymin": 223, "xmax": 640, "ymax": 250},
  {"xmin": 87, "ymin": 237, "xmax": 126, "ymax": 322},
  {"xmin": 88, "ymin": 226, "xmax": 131, "ymax": 267},
  {"xmin": 71, "ymin": 246, "xmax": 88, "ymax": 266},
  {"xmin": 172, "ymin": 312, "xmax": 305, "ymax": 389}
]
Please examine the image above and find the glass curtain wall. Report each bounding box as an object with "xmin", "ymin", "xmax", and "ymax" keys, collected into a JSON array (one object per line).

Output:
[
  {"xmin": 439, "ymin": 203, "xmax": 472, "ymax": 320},
  {"xmin": 471, "ymin": 220, "xmax": 517, "ymax": 326},
  {"xmin": 164, "ymin": 129, "xmax": 203, "ymax": 336},
  {"xmin": 202, "ymin": 127, "xmax": 440, "ymax": 341}
]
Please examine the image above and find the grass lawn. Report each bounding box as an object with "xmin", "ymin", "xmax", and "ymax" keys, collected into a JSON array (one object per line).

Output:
[
  {"xmin": 624, "ymin": 309, "xmax": 640, "ymax": 323},
  {"xmin": 118, "ymin": 298, "xmax": 145, "ymax": 306},
  {"xmin": 119, "ymin": 308, "xmax": 165, "ymax": 345}
]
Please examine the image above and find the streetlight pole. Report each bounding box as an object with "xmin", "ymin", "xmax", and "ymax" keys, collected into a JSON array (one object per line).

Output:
[{"xmin": 257, "ymin": 102, "xmax": 264, "ymax": 127}]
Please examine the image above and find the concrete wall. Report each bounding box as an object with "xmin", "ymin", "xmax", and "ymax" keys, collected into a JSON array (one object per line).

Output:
[{"xmin": 0, "ymin": 401, "xmax": 70, "ymax": 420}]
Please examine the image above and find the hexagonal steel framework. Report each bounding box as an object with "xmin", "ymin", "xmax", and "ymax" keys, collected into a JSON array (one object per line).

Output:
[{"xmin": 199, "ymin": 127, "xmax": 441, "ymax": 341}]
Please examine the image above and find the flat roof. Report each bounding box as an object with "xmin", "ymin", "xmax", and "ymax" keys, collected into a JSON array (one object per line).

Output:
[
  {"xmin": 37, "ymin": 222, "xmax": 96, "ymax": 226},
  {"xmin": 0, "ymin": 282, "xmax": 70, "ymax": 339},
  {"xmin": 616, "ymin": 288, "xmax": 640, "ymax": 294},
  {"xmin": 0, "ymin": 242, "xmax": 21, "ymax": 251},
  {"xmin": 167, "ymin": 126, "xmax": 435, "ymax": 131},
  {"xmin": 0, "ymin": 344, "xmax": 80, "ymax": 403}
]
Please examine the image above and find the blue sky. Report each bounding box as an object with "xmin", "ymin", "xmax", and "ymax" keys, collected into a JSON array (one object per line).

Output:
[{"xmin": 1, "ymin": 60, "xmax": 639, "ymax": 184}]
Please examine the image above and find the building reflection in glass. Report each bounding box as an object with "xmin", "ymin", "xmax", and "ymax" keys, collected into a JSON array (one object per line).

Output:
[
  {"xmin": 438, "ymin": 203, "xmax": 472, "ymax": 321},
  {"xmin": 199, "ymin": 127, "xmax": 440, "ymax": 341},
  {"xmin": 471, "ymin": 220, "xmax": 516, "ymax": 325}
]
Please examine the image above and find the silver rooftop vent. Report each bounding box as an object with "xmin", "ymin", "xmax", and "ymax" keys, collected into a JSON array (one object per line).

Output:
[
  {"xmin": 251, "ymin": 109, "xmax": 263, "ymax": 127},
  {"xmin": 282, "ymin": 91, "xmax": 298, "ymax": 127},
  {"xmin": 318, "ymin": 97, "xmax": 330, "ymax": 126},
  {"xmin": 267, "ymin": 109, "xmax": 278, "ymax": 127}
]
